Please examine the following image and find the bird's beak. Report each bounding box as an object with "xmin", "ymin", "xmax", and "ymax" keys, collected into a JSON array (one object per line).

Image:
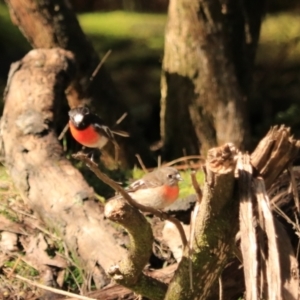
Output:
[{"xmin": 176, "ymin": 173, "xmax": 183, "ymax": 181}]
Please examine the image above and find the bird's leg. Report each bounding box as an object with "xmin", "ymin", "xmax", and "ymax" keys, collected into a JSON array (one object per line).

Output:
[
  {"xmin": 82, "ymin": 147, "xmax": 101, "ymax": 163},
  {"xmin": 113, "ymin": 142, "xmax": 119, "ymax": 163}
]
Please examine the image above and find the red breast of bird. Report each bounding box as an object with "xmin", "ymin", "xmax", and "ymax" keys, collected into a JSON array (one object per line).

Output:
[
  {"xmin": 128, "ymin": 184, "xmax": 180, "ymax": 209},
  {"xmin": 68, "ymin": 106, "xmax": 112, "ymax": 149},
  {"xmin": 69, "ymin": 120, "xmax": 109, "ymax": 149}
]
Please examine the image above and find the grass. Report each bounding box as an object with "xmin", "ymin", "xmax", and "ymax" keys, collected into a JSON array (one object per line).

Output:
[
  {"xmin": 257, "ymin": 12, "xmax": 300, "ymax": 65},
  {"xmin": 260, "ymin": 13, "xmax": 300, "ymax": 44},
  {"xmin": 78, "ymin": 11, "xmax": 165, "ymax": 50}
]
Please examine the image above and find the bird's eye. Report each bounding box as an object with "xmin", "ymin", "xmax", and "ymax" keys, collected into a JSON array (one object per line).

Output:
[
  {"xmin": 74, "ymin": 113, "xmax": 84, "ymax": 123},
  {"xmin": 167, "ymin": 174, "xmax": 173, "ymax": 179},
  {"xmin": 82, "ymin": 107, "xmax": 89, "ymax": 114}
]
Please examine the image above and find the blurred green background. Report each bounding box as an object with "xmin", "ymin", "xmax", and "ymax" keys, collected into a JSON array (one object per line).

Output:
[{"xmin": 0, "ymin": 0, "xmax": 300, "ymax": 147}]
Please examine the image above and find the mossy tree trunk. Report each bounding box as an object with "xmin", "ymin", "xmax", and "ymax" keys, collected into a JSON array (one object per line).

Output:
[{"xmin": 161, "ymin": 0, "xmax": 265, "ymax": 159}]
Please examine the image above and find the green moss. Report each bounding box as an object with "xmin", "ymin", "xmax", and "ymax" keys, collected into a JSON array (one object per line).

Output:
[{"xmin": 4, "ymin": 258, "xmax": 39, "ymax": 277}]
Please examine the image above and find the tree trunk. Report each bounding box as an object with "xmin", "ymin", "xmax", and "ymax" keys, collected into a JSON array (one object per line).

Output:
[
  {"xmin": 0, "ymin": 49, "xmax": 127, "ymax": 288},
  {"xmin": 4, "ymin": 0, "xmax": 155, "ymax": 167},
  {"xmin": 161, "ymin": 0, "xmax": 265, "ymax": 158}
]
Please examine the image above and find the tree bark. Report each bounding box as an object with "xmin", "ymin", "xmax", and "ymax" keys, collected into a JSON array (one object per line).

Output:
[
  {"xmin": 4, "ymin": 0, "xmax": 155, "ymax": 167},
  {"xmin": 0, "ymin": 49, "xmax": 127, "ymax": 288},
  {"xmin": 161, "ymin": 0, "xmax": 265, "ymax": 159}
]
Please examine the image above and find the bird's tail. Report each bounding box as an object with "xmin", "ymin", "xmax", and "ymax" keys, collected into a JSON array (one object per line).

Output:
[{"xmin": 111, "ymin": 129, "xmax": 130, "ymax": 137}]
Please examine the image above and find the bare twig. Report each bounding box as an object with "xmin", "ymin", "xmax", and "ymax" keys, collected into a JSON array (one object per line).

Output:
[
  {"xmin": 89, "ymin": 50, "xmax": 112, "ymax": 82},
  {"xmin": 219, "ymin": 275, "xmax": 223, "ymax": 300},
  {"xmin": 272, "ymin": 203, "xmax": 300, "ymax": 237},
  {"xmin": 135, "ymin": 154, "xmax": 148, "ymax": 173},
  {"xmin": 157, "ymin": 155, "xmax": 161, "ymax": 168},
  {"xmin": 163, "ymin": 155, "xmax": 204, "ymax": 167},
  {"xmin": 66, "ymin": 266, "xmax": 83, "ymax": 295},
  {"xmin": 288, "ymin": 165, "xmax": 300, "ymax": 214},
  {"xmin": 188, "ymin": 172, "xmax": 203, "ymax": 290},
  {"xmin": 58, "ymin": 123, "xmax": 70, "ymax": 141},
  {"xmin": 255, "ymin": 178, "xmax": 282, "ymax": 299},
  {"xmin": 188, "ymin": 201, "xmax": 200, "ymax": 291},
  {"xmin": 7, "ymin": 255, "xmax": 21, "ymax": 278},
  {"xmin": 191, "ymin": 171, "xmax": 203, "ymax": 203},
  {"xmin": 73, "ymin": 152, "xmax": 188, "ymax": 247},
  {"xmin": 237, "ymin": 153, "xmax": 258, "ymax": 300},
  {"xmin": 297, "ymin": 239, "xmax": 300, "ymax": 261},
  {"xmin": 15, "ymin": 274, "xmax": 96, "ymax": 300},
  {"xmin": 115, "ymin": 112, "xmax": 128, "ymax": 125}
]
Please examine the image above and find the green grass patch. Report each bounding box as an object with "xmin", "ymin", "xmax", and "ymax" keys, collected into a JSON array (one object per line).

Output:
[
  {"xmin": 78, "ymin": 11, "xmax": 166, "ymax": 50},
  {"xmin": 260, "ymin": 13, "xmax": 300, "ymax": 44},
  {"xmin": 257, "ymin": 12, "xmax": 300, "ymax": 65}
]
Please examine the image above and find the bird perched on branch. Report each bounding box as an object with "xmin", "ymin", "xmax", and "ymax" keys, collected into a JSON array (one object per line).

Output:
[
  {"xmin": 112, "ymin": 167, "xmax": 183, "ymax": 210},
  {"xmin": 68, "ymin": 106, "xmax": 128, "ymax": 159}
]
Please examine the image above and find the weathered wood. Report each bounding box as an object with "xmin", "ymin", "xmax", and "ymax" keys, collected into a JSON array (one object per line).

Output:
[
  {"xmin": 251, "ymin": 126, "xmax": 300, "ymax": 189},
  {"xmin": 0, "ymin": 49, "xmax": 126, "ymax": 288},
  {"xmin": 255, "ymin": 178, "xmax": 282, "ymax": 300},
  {"xmin": 237, "ymin": 153, "xmax": 258, "ymax": 300}
]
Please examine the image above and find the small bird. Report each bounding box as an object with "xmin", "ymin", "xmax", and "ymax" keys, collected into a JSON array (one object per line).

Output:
[
  {"xmin": 68, "ymin": 106, "xmax": 128, "ymax": 157},
  {"xmin": 112, "ymin": 167, "xmax": 183, "ymax": 210}
]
